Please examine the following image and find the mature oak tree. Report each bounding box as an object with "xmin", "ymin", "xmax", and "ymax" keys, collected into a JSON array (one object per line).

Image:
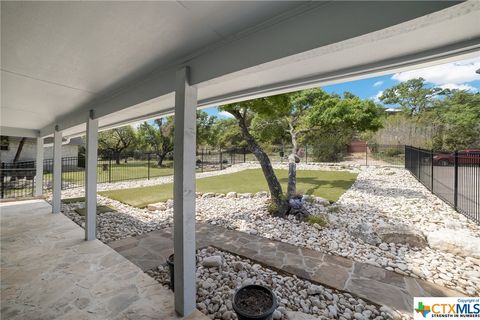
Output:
[
  {"xmin": 137, "ymin": 118, "xmax": 174, "ymax": 167},
  {"xmin": 98, "ymin": 126, "xmax": 137, "ymax": 164}
]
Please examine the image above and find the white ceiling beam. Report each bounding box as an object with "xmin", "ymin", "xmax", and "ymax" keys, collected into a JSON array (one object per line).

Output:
[
  {"xmin": 0, "ymin": 126, "xmax": 39, "ymax": 138},
  {"xmin": 39, "ymin": 1, "xmax": 459, "ymax": 137}
]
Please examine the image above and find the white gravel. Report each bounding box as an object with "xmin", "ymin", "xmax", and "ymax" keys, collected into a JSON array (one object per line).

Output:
[
  {"xmin": 146, "ymin": 247, "xmax": 405, "ymax": 320},
  {"xmin": 58, "ymin": 166, "xmax": 480, "ymax": 296}
]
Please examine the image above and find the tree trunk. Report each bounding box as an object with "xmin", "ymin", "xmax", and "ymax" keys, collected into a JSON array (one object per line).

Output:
[
  {"xmin": 287, "ymin": 126, "xmax": 298, "ymax": 199},
  {"xmin": 157, "ymin": 154, "xmax": 165, "ymax": 167},
  {"xmin": 13, "ymin": 137, "xmax": 26, "ymax": 163},
  {"xmin": 287, "ymin": 162, "xmax": 296, "ymax": 198},
  {"xmin": 115, "ymin": 152, "xmax": 121, "ymax": 165},
  {"xmin": 232, "ymin": 111, "xmax": 289, "ymax": 216}
]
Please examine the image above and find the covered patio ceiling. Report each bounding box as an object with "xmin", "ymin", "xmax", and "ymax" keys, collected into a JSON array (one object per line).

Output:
[{"xmin": 1, "ymin": 1, "xmax": 479, "ymax": 138}]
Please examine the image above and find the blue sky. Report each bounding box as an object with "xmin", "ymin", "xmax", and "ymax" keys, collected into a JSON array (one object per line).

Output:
[{"xmin": 205, "ymin": 56, "xmax": 480, "ymax": 118}]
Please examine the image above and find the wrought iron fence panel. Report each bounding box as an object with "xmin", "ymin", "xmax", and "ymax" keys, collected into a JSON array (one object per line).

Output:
[{"xmin": 405, "ymin": 146, "xmax": 479, "ymax": 224}]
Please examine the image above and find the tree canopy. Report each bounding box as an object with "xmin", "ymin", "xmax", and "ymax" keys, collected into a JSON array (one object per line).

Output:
[
  {"xmin": 98, "ymin": 126, "xmax": 137, "ymax": 164},
  {"xmin": 379, "ymin": 78, "xmax": 446, "ymax": 114},
  {"xmin": 137, "ymin": 117, "xmax": 174, "ymax": 166}
]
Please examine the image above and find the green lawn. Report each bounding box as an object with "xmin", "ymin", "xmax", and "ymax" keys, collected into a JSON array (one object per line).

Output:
[{"xmin": 100, "ymin": 169, "xmax": 357, "ymax": 208}]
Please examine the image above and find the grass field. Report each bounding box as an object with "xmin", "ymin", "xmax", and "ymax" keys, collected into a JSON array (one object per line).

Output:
[{"xmin": 100, "ymin": 169, "xmax": 357, "ymax": 208}]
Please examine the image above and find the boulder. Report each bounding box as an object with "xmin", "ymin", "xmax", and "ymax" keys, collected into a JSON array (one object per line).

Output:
[
  {"xmin": 239, "ymin": 193, "xmax": 253, "ymax": 198},
  {"xmin": 350, "ymin": 223, "xmax": 381, "ymax": 246},
  {"xmin": 201, "ymin": 255, "xmax": 223, "ymax": 268},
  {"xmin": 272, "ymin": 310, "xmax": 282, "ymax": 320},
  {"xmin": 255, "ymin": 191, "xmax": 269, "ymax": 198},
  {"xmin": 375, "ymin": 225, "xmax": 427, "ymax": 248},
  {"xmin": 444, "ymin": 219, "xmax": 463, "ymax": 230},
  {"xmin": 202, "ymin": 192, "xmax": 216, "ymax": 199},
  {"xmin": 147, "ymin": 202, "xmax": 167, "ymax": 211},
  {"xmin": 226, "ymin": 192, "xmax": 237, "ymax": 199},
  {"xmin": 314, "ymin": 196, "xmax": 330, "ymax": 206},
  {"xmin": 427, "ymin": 229, "xmax": 480, "ymax": 258}
]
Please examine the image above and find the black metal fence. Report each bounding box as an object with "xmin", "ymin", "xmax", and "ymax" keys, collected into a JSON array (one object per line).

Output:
[
  {"xmin": 1, "ymin": 145, "xmax": 405, "ymax": 199},
  {"xmin": 405, "ymin": 145, "xmax": 480, "ymax": 224},
  {"xmin": 0, "ymin": 161, "xmax": 36, "ymax": 199}
]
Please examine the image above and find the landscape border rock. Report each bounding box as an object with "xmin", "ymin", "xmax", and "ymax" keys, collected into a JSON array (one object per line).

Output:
[{"xmin": 375, "ymin": 225, "xmax": 427, "ymax": 248}]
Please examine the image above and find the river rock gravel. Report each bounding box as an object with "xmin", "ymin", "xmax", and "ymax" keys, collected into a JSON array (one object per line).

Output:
[{"xmin": 146, "ymin": 247, "xmax": 407, "ymax": 320}]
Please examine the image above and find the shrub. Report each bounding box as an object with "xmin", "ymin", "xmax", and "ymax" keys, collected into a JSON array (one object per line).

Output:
[
  {"xmin": 383, "ymin": 147, "xmax": 403, "ymax": 157},
  {"xmin": 306, "ymin": 215, "xmax": 328, "ymax": 227}
]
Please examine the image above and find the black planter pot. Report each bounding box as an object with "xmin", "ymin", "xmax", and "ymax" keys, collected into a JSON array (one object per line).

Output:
[
  {"xmin": 232, "ymin": 284, "xmax": 277, "ymax": 320},
  {"xmin": 166, "ymin": 254, "xmax": 175, "ymax": 291}
]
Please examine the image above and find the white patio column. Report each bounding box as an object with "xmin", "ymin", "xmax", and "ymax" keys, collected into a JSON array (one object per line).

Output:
[
  {"xmin": 85, "ymin": 110, "xmax": 98, "ymax": 241},
  {"xmin": 52, "ymin": 127, "xmax": 62, "ymax": 213},
  {"xmin": 34, "ymin": 137, "xmax": 44, "ymax": 196},
  {"xmin": 173, "ymin": 66, "xmax": 197, "ymax": 316}
]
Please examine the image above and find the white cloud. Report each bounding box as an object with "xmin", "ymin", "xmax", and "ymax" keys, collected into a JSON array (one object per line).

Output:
[
  {"xmin": 439, "ymin": 83, "xmax": 476, "ymax": 92},
  {"xmin": 373, "ymin": 81, "xmax": 383, "ymax": 87},
  {"xmin": 392, "ymin": 57, "xmax": 480, "ymax": 86},
  {"xmin": 371, "ymin": 90, "xmax": 383, "ymax": 102},
  {"xmin": 217, "ymin": 111, "xmax": 234, "ymax": 118}
]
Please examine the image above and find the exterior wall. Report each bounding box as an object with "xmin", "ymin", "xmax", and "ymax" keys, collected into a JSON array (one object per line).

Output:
[{"xmin": 0, "ymin": 137, "xmax": 78, "ymax": 163}]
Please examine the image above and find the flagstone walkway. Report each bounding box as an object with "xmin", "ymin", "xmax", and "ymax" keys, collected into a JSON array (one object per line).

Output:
[
  {"xmin": 0, "ymin": 200, "xmax": 207, "ymax": 320},
  {"xmin": 109, "ymin": 223, "xmax": 464, "ymax": 314}
]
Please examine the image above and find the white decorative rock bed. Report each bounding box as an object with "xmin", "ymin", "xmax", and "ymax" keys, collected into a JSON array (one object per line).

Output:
[
  {"xmin": 58, "ymin": 165, "xmax": 480, "ymax": 296},
  {"xmin": 146, "ymin": 247, "xmax": 405, "ymax": 320}
]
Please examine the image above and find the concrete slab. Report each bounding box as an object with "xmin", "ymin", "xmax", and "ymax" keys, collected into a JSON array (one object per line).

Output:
[{"xmin": 0, "ymin": 200, "xmax": 207, "ymax": 320}]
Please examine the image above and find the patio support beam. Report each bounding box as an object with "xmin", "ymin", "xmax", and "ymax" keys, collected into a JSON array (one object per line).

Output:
[
  {"xmin": 52, "ymin": 127, "xmax": 62, "ymax": 213},
  {"xmin": 85, "ymin": 111, "xmax": 98, "ymax": 241},
  {"xmin": 173, "ymin": 66, "xmax": 197, "ymax": 317},
  {"xmin": 34, "ymin": 137, "xmax": 44, "ymax": 196}
]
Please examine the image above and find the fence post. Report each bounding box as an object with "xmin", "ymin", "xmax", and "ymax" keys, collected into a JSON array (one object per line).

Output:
[
  {"xmin": 243, "ymin": 147, "xmax": 246, "ymax": 163},
  {"xmin": 430, "ymin": 149, "xmax": 434, "ymax": 192},
  {"xmin": 365, "ymin": 144, "xmax": 368, "ymax": 166},
  {"xmin": 108, "ymin": 156, "xmax": 112, "ymax": 183},
  {"xmin": 201, "ymin": 148, "xmax": 204, "ymax": 173},
  {"xmin": 147, "ymin": 153, "xmax": 151, "ymax": 180},
  {"xmin": 220, "ymin": 149, "xmax": 223, "ymax": 170},
  {"xmin": 454, "ymin": 150, "xmax": 458, "ymax": 210},
  {"xmin": 405, "ymin": 146, "xmax": 408, "ymax": 169},
  {"xmin": 305, "ymin": 146, "xmax": 308, "ymax": 164},
  {"xmin": 417, "ymin": 147, "xmax": 420, "ymax": 178},
  {"xmin": 1, "ymin": 163, "xmax": 4, "ymax": 199}
]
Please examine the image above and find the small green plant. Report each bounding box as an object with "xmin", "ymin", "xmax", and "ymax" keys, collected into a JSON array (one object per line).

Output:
[
  {"xmin": 267, "ymin": 200, "xmax": 278, "ymax": 215},
  {"xmin": 327, "ymin": 206, "xmax": 340, "ymax": 213},
  {"xmin": 307, "ymin": 215, "xmax": 328, "ymax": 227},
  {"xmin": 383, "ymin": 147, "xmax": 403, "ymax": 157},
  {"xmin": 267, "ymin": 193, "xmax": 290, "ymax": 215}
]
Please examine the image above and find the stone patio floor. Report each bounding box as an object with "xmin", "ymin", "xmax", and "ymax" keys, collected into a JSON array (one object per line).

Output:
[
  {"xmin": 0, "ymin": 200, "xmax": 207, "ymax": 320},
  {"xmin": 109, "ymin": 223, "xmax": 464, "ymax": 314}
]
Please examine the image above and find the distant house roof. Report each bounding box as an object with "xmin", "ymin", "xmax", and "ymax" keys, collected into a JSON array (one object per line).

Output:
[{"xmin": 385, "ymin": 108, "xmax": 402, "ymax": 113}]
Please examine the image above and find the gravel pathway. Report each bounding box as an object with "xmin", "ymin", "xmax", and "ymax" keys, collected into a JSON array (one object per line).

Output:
[{"xmin": 146, "ymin": 247, "xmax": 405, "ymax": 320}]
